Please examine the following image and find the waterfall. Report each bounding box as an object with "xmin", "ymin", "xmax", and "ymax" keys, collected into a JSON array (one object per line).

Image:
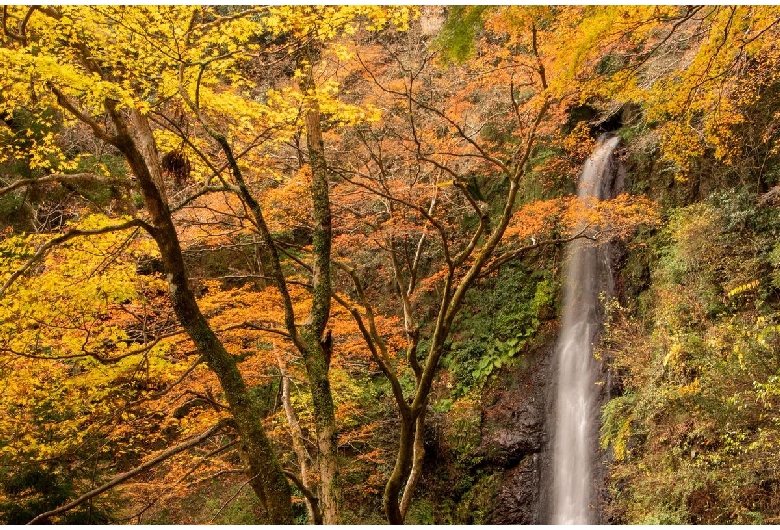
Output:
[{"xmin": 550, "ymin": 135, "xmax": 621, "ymax": 524}]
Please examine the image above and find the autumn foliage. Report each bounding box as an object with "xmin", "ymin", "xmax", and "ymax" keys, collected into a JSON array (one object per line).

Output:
[{"xmin": 4, "ymin": 5, "xmax": 748, "ymax": 525}]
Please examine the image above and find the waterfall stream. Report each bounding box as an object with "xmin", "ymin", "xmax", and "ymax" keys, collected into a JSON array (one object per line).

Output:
[{"xmin": 550, "ymin": 135, "xmax": 621, "ymax": 524}]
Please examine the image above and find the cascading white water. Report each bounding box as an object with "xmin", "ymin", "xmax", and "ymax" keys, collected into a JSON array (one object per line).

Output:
[{"xmin": 551, "ymin": 135, "xmax": 620, "ymax": 524}]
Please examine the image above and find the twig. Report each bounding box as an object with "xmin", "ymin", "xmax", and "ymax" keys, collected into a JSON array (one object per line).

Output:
[{"xmin": 209, "ymin": 471, "xmax": 260, "ymax": 523}]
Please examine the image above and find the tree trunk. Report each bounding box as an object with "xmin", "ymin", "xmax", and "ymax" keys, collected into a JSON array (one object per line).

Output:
[
  {"xmin": 111, "ymin": 110, "xmax": 295, "ymax": 524},
  {"xmin": 298, "ymin": 47, "xmax": 340, "ymax": 525},
  {"xmin": 300, "ymin": 332, "xmax": 339, "ymax": 524},
  {"xmin": 383, "ymin": 414, "xmax": 415, "ymax": 524},
  {"xmin": 400, "ymin": 406, "xmax": 427, "ymax": 520},
  {"xmin": 127, "ymin": 109, "xmax": 168, "ymax": 206},
  {"xmin": 278, "ymin": 353, "xmax": 321, "ymax": 524},
  {"xmin": 212, "ymin": 94, "xmax": 340, "ymax": 523}
]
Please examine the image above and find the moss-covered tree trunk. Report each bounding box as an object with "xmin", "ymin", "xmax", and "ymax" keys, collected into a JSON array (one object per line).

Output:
[
  {"xmin": 110, "ymin": 108, "xmax": 295, "ymax": 524},
  {"xmin": 212, "ymin": 88, "xmax": 339, "ymax": 522},
  {"xmin": 298, "ymin": 49, "xmax": 340, "ymax": 525}
]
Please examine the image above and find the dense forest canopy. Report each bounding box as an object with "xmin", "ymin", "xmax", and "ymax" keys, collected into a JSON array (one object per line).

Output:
[{"xmin": 0, "ymin": 5, "xmax": 779, "ymax": 524}]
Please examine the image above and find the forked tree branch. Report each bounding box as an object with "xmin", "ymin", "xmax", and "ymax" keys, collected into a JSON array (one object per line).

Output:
[{"xmin": 47, "ymin": 83, "xmax": 118, "ymax": 145}]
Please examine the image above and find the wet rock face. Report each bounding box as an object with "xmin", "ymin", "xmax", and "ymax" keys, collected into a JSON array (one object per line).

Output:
[
  {"xmin": 489, "ymin": 456, "xmax": 540, "ymax": 524},
  {"xmin": 479, "ymin": 403, "xmax": 543, "ymax": 468},
  {"xmin": 480, "ymin": 344, "xmax": 553, "ymax": 524}
]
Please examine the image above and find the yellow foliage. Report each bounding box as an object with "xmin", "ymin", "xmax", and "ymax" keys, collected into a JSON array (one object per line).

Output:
[
  {"xmin": 727, "ymin": 280, "xmax": 760, "ymax": 298},
  {"xmin": 662, "ymin": 341, "xmax": 683, "ymax": 368}
]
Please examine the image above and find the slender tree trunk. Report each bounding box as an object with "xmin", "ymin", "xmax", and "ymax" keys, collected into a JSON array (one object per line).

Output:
[
  {"xmin": 299, "ymin": 333, "xmax": 339, "ymax": 524},
  {"xmin": 383, "ymin": 414, "xmax": 414, "ymax": 524},
  {"xmin": 110, "ymin": 109, "xmax": 295, "ymax": 524},
  {"xmin": 277, "ymin": 353, "xmax": 321, "ymax": 524},
  {"xmin": 298, "ymin": 47, "xmax": 340, "ymax": 525},
  {"xmin": 212, "ymin": 102, "xmax": 339, "ymax": 523},
  {"xmin": 400, "ymin": 406, "xmax": 427, "ymax": 519}
]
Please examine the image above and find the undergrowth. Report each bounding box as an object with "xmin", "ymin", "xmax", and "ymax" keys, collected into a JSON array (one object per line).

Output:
[{"xmin": 601, "ymin": 187, "xmax": 780, "ymax": 523}]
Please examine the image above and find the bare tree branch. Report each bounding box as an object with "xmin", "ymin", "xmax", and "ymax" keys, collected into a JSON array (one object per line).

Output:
[
  {"xmin": 0, "ymin": 173, "xmax": 131, "ymax": 199},
  {"xmin": 0, "ymin": 332, "xmax": 175, "ymax": 365},
  {"xmin": 0, "ymin": 219, "xmax": 156, "ymax": 298},
  {"xmin": 27, "ymin": 420, "xmax": 231, "ymax": 524},
  {"xmin": 221, "ymin": 321, "xmax": 293, "ymax": 339},
  {"xmin": 130, "ymin": 438, "xmax": 239, "ymax": 523},
  {"xmin": 480, "ymin": 230, "xmax": 592, "ymax": 278},
  {"xmin": 47, "ymin": 83, "xmax": 118, "ymax": 145},
  {"xmin": 282, "ymin": 470, "xmax": 323, "ymax": 524}
]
